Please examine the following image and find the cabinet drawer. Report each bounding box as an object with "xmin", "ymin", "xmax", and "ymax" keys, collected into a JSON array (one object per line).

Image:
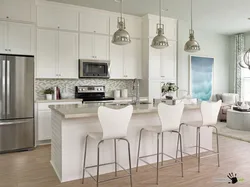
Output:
[{"xmin": 37, "ymin": 101, "xmax": 82, "ymax": 111}]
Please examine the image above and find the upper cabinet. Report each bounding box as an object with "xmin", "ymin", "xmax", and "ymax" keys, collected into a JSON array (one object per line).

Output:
[
  {"xmin": 0, "ymin": 0, "xmax": 36, "ymax": 23},
  {"xmin": 0, "ymin": 21, "xmax": 35, "ymax": 55},
  {"xmin": 148, "ymin": 15, "xmax": 177, "ymax": 41},
  {"xmin": 37, "ymin": 5, "xmax": 79, "ymax": 31},
  {"xmin": 149, "ymin": 40, "xmax": 177, "ymax": 80},
  {"xmin": 37, "ymin": 29, "xmax": 78, "ymax": 79},
  {"xmin": 79, "ymin": 33, "xmax": 109, "ymax": 60},
  {"xmin": 110, "ymin": 15, "xmax": 142, "ymax": 38},
  {"xmin": 110, "ymin": 38, "xmax": 142, "ymax": 79},
  {"xmin": 80, "ymin": 10, "xmax": 109, "ymax": 34}
]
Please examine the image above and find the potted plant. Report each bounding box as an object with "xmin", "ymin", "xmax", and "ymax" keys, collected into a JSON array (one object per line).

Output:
[
  {"xmin": 44, "ymin": 88, "xmax": 54, "ymax": 100},
  {"xmin": 161, "ymin": 82, "xmax": 179, "ymax": 100}
]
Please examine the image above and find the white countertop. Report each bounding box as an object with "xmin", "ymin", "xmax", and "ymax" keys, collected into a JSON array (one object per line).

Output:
[{"xmin": 49, "ymin": 103, "xmax": 200, "ymax": 119}]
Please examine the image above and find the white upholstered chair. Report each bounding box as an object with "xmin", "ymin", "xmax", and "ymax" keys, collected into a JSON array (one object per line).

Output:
[
  {"xmin": 82, "ymin": 105, "xmax": 133, "ymax": 187},
  {"xmin": 176, "ymin": 100, "xmax": 222, "ymax": 173},
  {"xmin": 136, "ymin": 102, "xmax": 184, "ymax": 185}
]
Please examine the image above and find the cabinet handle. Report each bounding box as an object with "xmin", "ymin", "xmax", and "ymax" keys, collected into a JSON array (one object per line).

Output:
[
  {"xmin": 6, "ymin": 16, "xmax": 9, "ymax": 19},
  {"xmin": 9, "ymin": 49, "xmax": 11, "ymax": 52},
  {"xmin": 5, "ymin": 49, "xmax": 7, "ymax": 51}
]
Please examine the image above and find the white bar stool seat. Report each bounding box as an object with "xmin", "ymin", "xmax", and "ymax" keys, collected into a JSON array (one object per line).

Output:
[
  {"xmin": 82, "ymin": 105, "xmax": 133, "ymax": 187},
  {"xmin": 176, "ymin": 100, "xmax": 222, "ymax": 173},
  {"xmin": 136, "ymin": 102, "xmax": 185, "ymax": 185}
]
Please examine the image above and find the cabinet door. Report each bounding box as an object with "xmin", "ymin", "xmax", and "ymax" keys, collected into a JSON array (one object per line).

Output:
[
  {"xmin": 110, "ymin": 43, "xmax": 124, "ymax": 79},
  {"xmin": 79, "ymin": 33, "xmax": 94, "ymax": 59},
  {"xmin": 38, "ymin": 110, "xmax": 51, "ymax": 141},
  {"xmin": 148, "ymin": 80, "xmax": 163, "ymax": 102},
  {"xmin": 94, "ymin": 35, "xmax": 109, "ymax": 60},
  {"xmin": 0, "ymin": 21, "xmax": 7, "ymax": 53},
  {"xmin": 37, "ymin": 5, "xmax": 78, "ymax": 31},
  {"xmin": 7, "ymin": 22, "xmax": 35, "ymax": 55},
  {"xmin": 0, "ymin": 0, "xmax": 35, "ymax": 22},
  {"xmin": 148, "ymin": 42, "xmax": 161, "ymax": 79},
  {"xmin": 80, "ymin": 11, "xmax": 109, "ymax": 34},
  {"xmin": 163, "ymin": 18, "xmax": 177, "ymax": 41},
  {"xmin": 37, "ymin": 29, "xmax": 58, "ymax": 78},
  {"xmin": 161, "ymin": 41, "xmax": 176, "ymax": 80},
  {"xmin": 58, "ymin": 32, "xmax": 78, "ymax": 79},
  {"xmin": 124, "ymin": 39, "xmax": 140, "ymax": 79}
]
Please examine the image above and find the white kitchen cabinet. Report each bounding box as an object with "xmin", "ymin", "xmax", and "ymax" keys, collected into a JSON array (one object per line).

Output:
[
  {"xmin": 110, "ymin": 15, "xmax": 142, "ymax": 38},
  {"xmin": 0, "ymin": 0, "xmax": 36, "ymax": 22},
  {"xmin": 37, "ymin": 5, "xmax": 78, "ymax": 31},
  {"xmin": 58, "ymin": 32, "xmax": 78, "ymax": 79},
  {"xmin": 7, "ymin": 22, "xmax": 35, "ymax": 55},
  {"xmin": 37, "ymin": 29, "xmax": 78, "ymax": 79},
  {"xmin": 110, "ymin": 43, "xmax": 123, "ymax": 79},
  {"xmin": 110, "ymin": 38, "xmax": 141, "ymax": 79},
  {"xmin": 38, "ymin": 110, "xmax": 52, "ymax": 141},
  {"xmin": 37, "ymin": 29, "xmax": 58, "ymax": 78},
  {"xmin": 149, "ymin": 40, "xmax": 176, "ymax": 80},
  {"xmin": 0, "ymin": 21, "xmax": 35, "ymax": 55},
  {"xmin": 37, "ymin": 101, "xmax": 82, "ymax": 141},
  {"xmin": 80, "ymin": 10, "xmax": 109, "ymax": 34},
  {"xmin": 148, "ymin": 80, "xmax": 163, "ymax": 101},
  {"xmin": 79, "ymin": 33, "xmax": 109, "ymax": 60}
]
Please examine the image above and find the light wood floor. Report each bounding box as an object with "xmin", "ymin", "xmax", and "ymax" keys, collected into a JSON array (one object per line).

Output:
[{"xmin": 1, "ymin": 135, "xmax": 250, "ymax": 187}]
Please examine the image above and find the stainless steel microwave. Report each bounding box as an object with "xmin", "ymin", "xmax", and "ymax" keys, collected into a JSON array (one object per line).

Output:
[{"xmin": 79, "ymin": 59, "xmax": 110, "ymax": 78}]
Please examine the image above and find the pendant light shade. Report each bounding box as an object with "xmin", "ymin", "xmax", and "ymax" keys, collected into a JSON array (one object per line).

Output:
[
  {"xmin": 184, "ymin": 0, "xmax": 200, "ymax": 52},
  {"xmin": 151, "ymin": 0, "xmax": 168, "ymax": 49},
  {"xmin": 112, "ymin": 0, "xmax": 131, "ymax": 45}
]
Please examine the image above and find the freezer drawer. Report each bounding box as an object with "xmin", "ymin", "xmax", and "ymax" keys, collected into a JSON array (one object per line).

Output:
[{"xmin": 0, "ymin": 118, "xmax": 34, "ymax": 153}]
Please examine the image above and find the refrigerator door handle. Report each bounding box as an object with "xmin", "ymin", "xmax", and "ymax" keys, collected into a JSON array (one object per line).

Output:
[
  {"xmin": 2, "ymin": 60, "xmax": 5, "ymax": 116},
  {"xmin": 0, "ymin": 120, "xmax": 30, "ymax": 126},
  {"xmin": 7, "ymin": 60, "xmax": 10, "ymax": 115}
]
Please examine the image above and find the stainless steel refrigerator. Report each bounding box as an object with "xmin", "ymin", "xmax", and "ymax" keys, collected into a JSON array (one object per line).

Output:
[{"xmin": 0, "ymin": 54, "xmax": 34, "ymax": 153}]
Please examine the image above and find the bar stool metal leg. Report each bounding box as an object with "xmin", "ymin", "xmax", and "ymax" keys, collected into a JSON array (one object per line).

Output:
[
  {"xmin": 82, "ymin": 135, "xmax": 88, "ymax": 184},
  {"xmin": 209, "ymin": 125, "xmax": 220, "ymax": 167},
  {"xmin": 136, "ymin": 128, "xmax": 143, "ymax": 172},
  {"xmin": 122, "ymin": 138, "xmax": 133, "ymax": 187},
  {"xmin": 178, "ymin": 132, "xmax": 184, "ymax": 177},
  {"xmin": 156, "ymin": 133, "xmax": 160, "ymax": 185},
  {"xmin": 175, "ymin": 123, "xmax": 184, "ymax": 161},
  {"xmin": 114, "ymin": 139, "xmax": 117, "ymax": 177},
  {"xmin": 96, "ymin": 140, "xmax": 104, "ymax": 187},
  {"xmin": 196, "ymin": 127, "xmax": 199, "ymax": 157},
  {"xmin": 197, "ymin": 127, "xmax": 201, "ymax": 173},
  {"xmin": 161, "ymin": 132, "xmax": 164, "ymax": 166}
]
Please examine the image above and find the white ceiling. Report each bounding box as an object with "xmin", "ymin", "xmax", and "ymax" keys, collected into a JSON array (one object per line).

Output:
[{"xmin": 48, "ymin": 0, "xmax": 250, "ymax": 35}]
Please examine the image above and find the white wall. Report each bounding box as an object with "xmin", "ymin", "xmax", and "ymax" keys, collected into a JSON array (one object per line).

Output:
[{"xmin": 177, "ymin": 20, "xmax": 231, "ymax": 95}]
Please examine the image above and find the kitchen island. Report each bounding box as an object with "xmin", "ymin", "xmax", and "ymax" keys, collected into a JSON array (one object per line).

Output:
[{"xmin": 49, "ymin": 103, "xmax": 212, "ymax": 182}]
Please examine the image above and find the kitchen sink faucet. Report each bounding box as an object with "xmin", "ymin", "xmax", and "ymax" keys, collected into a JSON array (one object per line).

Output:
[{"xmin": 132, "ymin": 79, "xmax": 140, "ymax": 104}]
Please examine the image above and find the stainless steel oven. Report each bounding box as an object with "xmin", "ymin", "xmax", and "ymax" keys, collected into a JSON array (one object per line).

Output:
[{"xmin": 79, "ymin": 59, "xmax": 110, "ymax": 78}]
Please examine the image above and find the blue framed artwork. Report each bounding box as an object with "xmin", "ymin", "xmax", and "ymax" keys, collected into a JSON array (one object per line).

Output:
[{"xmin": 189, "ymin": 56, "xmax": 214, "ymax": 101}]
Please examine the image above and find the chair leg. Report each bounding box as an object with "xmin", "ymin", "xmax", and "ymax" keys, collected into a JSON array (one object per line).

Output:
[
  {"xmin": 197, "ymin": 127, "xmax": 201, "ymax": 173},
  {"xmin": 120, "ymin": 138, "xmax": 133, "ymax": 187},
  {"xmin": 161, "ymin": 132, "xmax": 164, "ymax": 166},
  {"xmin": 114, "ymin": 139, "xmax": 117, "ymax": 177},
  {"xmin": 178, "ymin": 132, "xmax": 184, "ymax": 177},
  {"xmin": 136, "ymin": 128, "xmax": 143, "ymax": 172},
  {"xmin": 82, "ymin": 135, "xmax": 88, "ymax": 184},
  {"xmin": 96, "ymin": 141, "xmax": 103, "ymax": 187},
  {"xmin": 210, "ymin": 125, "xmax": 220, "ymax": 167},
  {"xmin": 175, "ymin": 123, "xmax": 184, "ymax": 162},
  {"xmin": 196, "ymin": 127, "xmax": 199, "ymax": 157},
  {"xmin": 156, "ymin": 133, "xmax": 160, "ymax": 185}
]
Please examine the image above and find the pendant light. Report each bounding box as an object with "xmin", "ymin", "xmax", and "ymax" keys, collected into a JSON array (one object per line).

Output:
[
  {"xmin": 151, "ymin": 0, "xmax": 169, "ymax": 49},
  {"xmin": 184, "ymin": 0, "xmax": 200, "ymax": 52},
  {"xmin": 112, "ymin": 0, "xmax": 131, "ymax": 45}
]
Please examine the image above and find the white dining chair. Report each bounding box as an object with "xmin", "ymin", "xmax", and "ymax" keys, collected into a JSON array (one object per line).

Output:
[
  {"xmin": 82, "ymin": 105, "xmax": 133, "ymax": 187},
  {"xmin": 136, "ymin": 102, "xmax": 184, "ymax": 185},
  {"xmin": 176, "ymin": 100, "xmax": 222, "ymax": 173}
]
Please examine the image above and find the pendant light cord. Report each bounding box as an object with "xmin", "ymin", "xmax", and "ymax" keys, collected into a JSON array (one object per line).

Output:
[
  {"xmin": 159, "ymin": 0, "xmax": 162, "ymax": 25},
  {"xmin": 191, "ymin": 0, "xmax": 193, "ymax": 30},
  {"xmin": 120, "ymin": 0, "xmax": 123, "ymax": 19}
]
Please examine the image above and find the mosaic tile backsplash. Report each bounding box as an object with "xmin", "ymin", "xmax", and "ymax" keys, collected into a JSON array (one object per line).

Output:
[{"xmin": 35, "ymin": 79, "xmax": 134, "ymax": 100}]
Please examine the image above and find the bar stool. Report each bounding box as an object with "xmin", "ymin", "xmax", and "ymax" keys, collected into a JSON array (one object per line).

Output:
[
  {"xmin": 176, "ymin": 100, "xmax": 222, "ymax": 173},
  {"xmin": 136, "ymin": 102, "xmax": 184, "ymax": 185},
  {"xmin": 82, "ymin": 105, "xmax": 133, "ymax": 187}
]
